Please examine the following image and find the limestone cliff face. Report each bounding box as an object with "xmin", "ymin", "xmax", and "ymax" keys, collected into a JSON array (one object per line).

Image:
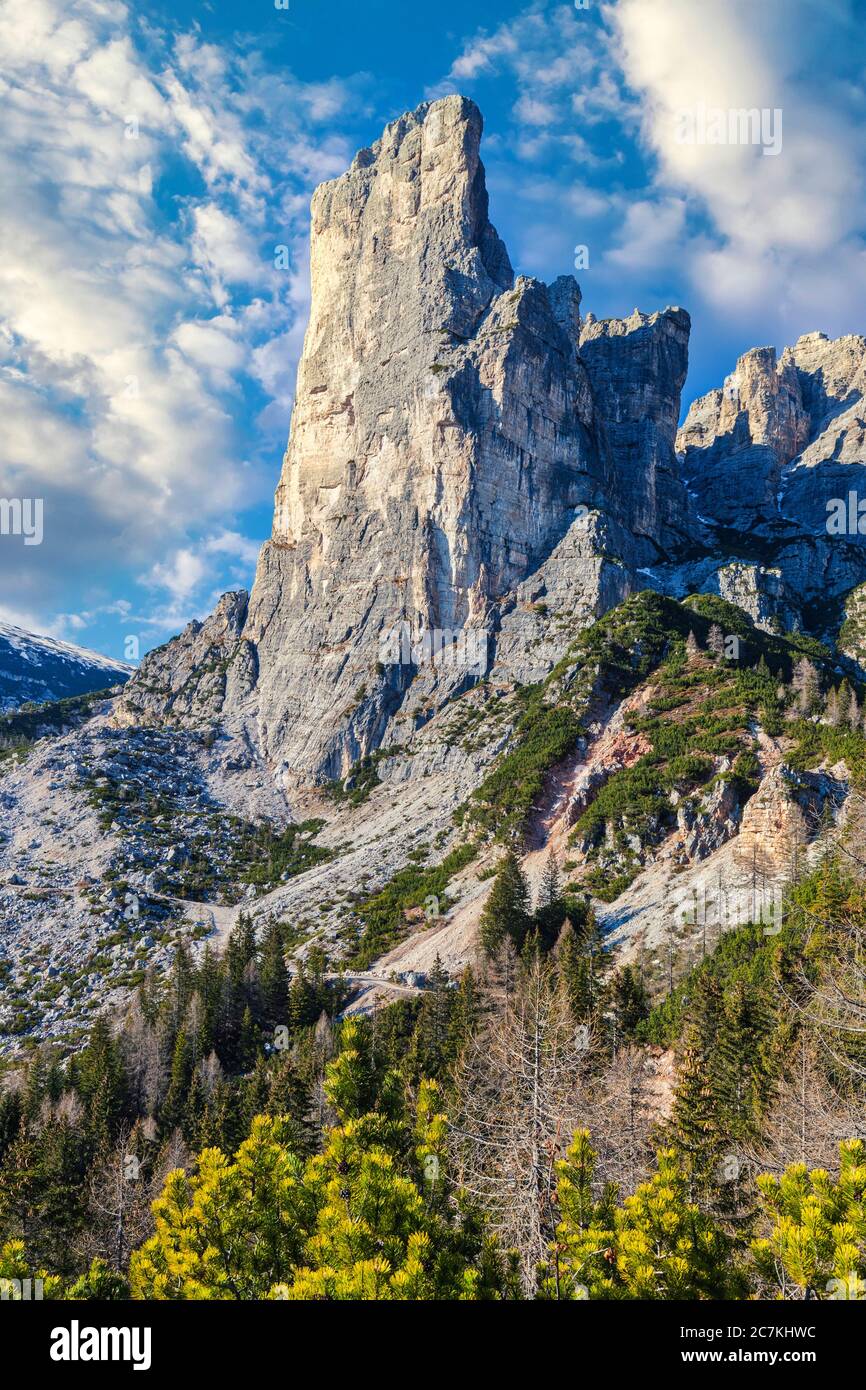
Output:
[
  {"xmin": 677, "ymin": 345, "xmax": 810, "ymax": 529},
  {"xmin": 120, "ymin": 96, "xmax": 698, "ymax": 781},
  {"xmin": 580, "ymin": 307, "xmax": 692, "ymax": 553},
  {"xmin": 117, "ymin": 96, "xmax": 866, "ymax": 782},
  {"xmin": 244, "ymin": 96, "xmax": 606, "ymax": 777},
  {"xmin": 677, "ymin": 332, "xmax": 866, "ymax": 634},
  {"xmin": 120, "ymin": 97, "xmax": 866, "ymax": 788}
]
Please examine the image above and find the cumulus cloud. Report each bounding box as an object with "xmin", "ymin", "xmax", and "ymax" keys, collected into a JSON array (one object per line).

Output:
[
  {"xmin": 608, "ymin": 0, "xmax": 866, "ymax": 336},
  {"xmin": 602, "ymin": 195, "xmax": 688, "ymax": 273},
  {"xmin": 431, "ymin": 2, "xmax": 634, "ymax": 142},
  {"xmin": 0, "ymin": 0, "xmax": 359, "ymax": 648}
]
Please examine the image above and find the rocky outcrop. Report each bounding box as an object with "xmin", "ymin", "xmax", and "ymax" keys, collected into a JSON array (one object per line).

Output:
[
  {"xmin": 676, "ymin": 777, "xmax": 743, "ymax": 862},
  {"xmin": 116, "ymin": 94, "xmax": 866, "ymax": 790},
  {"xmin": 734, "ymin": 763, "xmax": 847, "ymax": 877},
  {"xmin": 117, "ymin": 592, "xmax": 250, "ymax": 728},
  {"xmin": 839, "ymin": 581, "xmax": 866, "ymax": 673},
  {"xmin": 677, "ymin": 332, "xmax": 866, "ymax": 637},
  {"xmin": 580, "ymin": 307, "xmax": 693, "ymax": 555},
  {"xmin": 677, "ymin": 344, "xmax": 810, "ymax": 529},
  {"xmin": 119, "ymin": 96, "xmax": 698, "ymax": 782}
]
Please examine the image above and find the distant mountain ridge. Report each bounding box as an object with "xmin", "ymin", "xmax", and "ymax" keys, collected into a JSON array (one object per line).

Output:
[{"xmin": 0, "ymin": 621, "xmax": 133, "ymax": 711}]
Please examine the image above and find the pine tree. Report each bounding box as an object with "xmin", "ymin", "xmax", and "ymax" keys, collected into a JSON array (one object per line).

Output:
[
  {"xmin": 545, "ymin": 1132, "xmax": 746, "ymax": 1300},
  {"xmin": 72, "ymin": 1018, "xmax": 130, "ymax": 1153},
  {"xmin": 323, "ymin": 1020, "xmax": 381, "ymax": 1122},
  {"xmin": 686, "ymin": 629, "xmax": 700, "ymax": 660},
  {"xmin": 539, "ymin": 851, "xmax": 561, "ymax": 912},
  {"xmin": 666, "ymin": 972, "xmax": 727, "ymax": 1198},
  {"xmin": 533, "ymin": 851, "xmax": 567, "ymax": 949},
  {"xmin": 239, "ymin": 1005, "xmax": 258, "ymax": 1072},
  {"xmin": 194, "ymin": 946, "xmax": 223, "ymax": 1056},
  {"xmin": 447, "ymin": 967, "xmax": 480, "ymax": 1059},
  {"xmin": 554, "ymin": 914, "xmax": 604, "ymax": 1021},
  {"xmin": 161, "ymin": 1028, "xmax": 192, "ymax": 1137},
  {"xmin": 406, "ymin": 956, "xmax": 453, "ymax": 1081},
  {"xmin": 132, "ymin": 1037, "xmax": 509, "ymax": 1300},
  {"xmin": 130, "ymin": 1115, "xmax": 313, "ymax": 1298},
  {"xmin": 752, "ymin": 1140, "xmax": 866, "ymax": 1299},
  {"xmin": 259, "ymin": 922, "xmax": 290, "ymax": 1024},
  {"xmin": 264, "ymin": 1057, "xmax": 317, "ymax": 1160},
  {"xmin": 479, "ymin": 849, "xmax": 531, "ymax": 957},
  {"xmin": 166, "ymin": 942, "xmax": 194, "ymax": 1035},
  {"xmin": 607, "ymin": 964, "xmax": 650, "ymax": 1039}
]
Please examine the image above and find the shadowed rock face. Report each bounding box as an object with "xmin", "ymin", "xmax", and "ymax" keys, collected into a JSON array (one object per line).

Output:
[
  {"xmin": 580, "ymin": 307, "xmax": 693, "ymax": 553},
  {"xmin": 120, "ymin": 95, "xmax": 699, "ymax": 782},
  {"xmin": 676, "ymin": 332, "xmax": 866, "ymax": 634}
]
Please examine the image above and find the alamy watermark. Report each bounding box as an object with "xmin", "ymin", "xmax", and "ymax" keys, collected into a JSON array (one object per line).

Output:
[
  {"xmin": 674, "ymin": 105, "xmax": 783, "ymax": 157},
  {"xmin": 0, "ymin": 1276, "xmax": 43, "ymax": 1300},
  {"xmin": 0, "ymin": 498, "xmax": 43, "ymax": 546},
  {"xmin": 50, "ymin": 1323, "xmax": 152, "ymax": 1371},
  {"xmin": 827, "ymin": 492, "xmax": 866, "ymax": 536},
  {"xmin": 378, "ymin": 621, "xmax": 489, "ymax": 677}
]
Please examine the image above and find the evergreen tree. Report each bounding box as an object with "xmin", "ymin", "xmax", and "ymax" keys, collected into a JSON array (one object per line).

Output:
[
  {"xmin": 608, "ymin": 964, "xmax": 650, "ymax": 1039},
  {"xmin": 533, "ymin": 851, "xmax": 567, "ymax": 949},
  {"xmin": 264, "ymin": 1057, "xmax": 318, "ymax": 1160},
  {"xmin": 130, "ymin": 1115, "xmax": 314, "ymax": 1298},
  {"xmin": 132, "ymin": 1034, "xmax": 508, "ymax": 1300},
  {"xmin": 752, "ymin": 1140, "xmax": 866, "ymax": 1299},
  {"xmin": 161, "ymin": 1028, "xmax": 192, "ymax": 1138},
  {"xmin": 166, "ymin": 942, "xmax": 194, "ymax": 1035},
  {"xmin": 666, "ymin": 972, "xmax": 728, "ymax": 1199},
  {"xmin": 239, "ymin": 1005, "xmax": 258, "ymax": 1073},
  {"xmin": 324, "ymin": 1020, "xmax": 384, "ymax": 1124},
  {"xmin": 545, "ymin": 1131, "xmax": 746, "ymax": 1299},
  {"xmin": 447, "ymin": 967, "xmax": 481, "ymax": 1059},
  {"xmin": 406, "ymin": 957, "xmax": 454, "ymax": 1081},
  {"xmin": 554, "ymin": 915, "xmax": 604, "ymax": 1022},
  {"xmin": 259, "ymin": 922, "xmax": 290, "ymax": 1023},
  {"xmin": 480, "ymin": 850, "xmax": 531, "ymax": 957},
  {"xmin": 71, "ymin": 1018, "xmax": 130, "ymax": 1152}
]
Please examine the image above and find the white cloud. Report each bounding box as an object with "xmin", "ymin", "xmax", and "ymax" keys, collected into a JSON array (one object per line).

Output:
[
  {"xmin": 173, "ymin": 317, "xmax": 246, "ymax": 385},
  {"xmin": 139, "ymin": 529, "xmax": 262, "ymax": 636},
  {"xmin": 608, "ymin": 0, "xmax": 866, "ymax": 333},
  {"xmin": 190, "ymin": 205, "xmax": 264, "ymax": 301},
  {"xmin": 0, "ymin": 0, "xmax": 361, "ymax": 640},
  {"xmin": 431, "ymin": 3, "xmax": 632, "ymax": 145},
  {"xmin": 604, "ymin": 196, "xmax": 688, "ymax": 273},
  {"xmin": 147, "ymin": 547, "xmax": 209, "ymax": 604},
  {"xmin": 515, "ymin": 94, "xmax": 558, "ymax": 128}
]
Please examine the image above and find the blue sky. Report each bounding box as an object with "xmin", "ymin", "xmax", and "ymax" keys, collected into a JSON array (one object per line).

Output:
[{"xmin": 1, "ymin": 0, "xmax": 864, "ymax": 661}]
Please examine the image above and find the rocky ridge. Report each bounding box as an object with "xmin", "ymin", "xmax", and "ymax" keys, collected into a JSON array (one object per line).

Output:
[{"xmin": 0, "ymin": 621, "xmax": 132, "ymax": 712}]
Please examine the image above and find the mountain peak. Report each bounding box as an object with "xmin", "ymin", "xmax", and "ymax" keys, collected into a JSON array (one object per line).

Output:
[{"xmin": 0, "ymin": 621, "xmax": 132, "ymax": 712}]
